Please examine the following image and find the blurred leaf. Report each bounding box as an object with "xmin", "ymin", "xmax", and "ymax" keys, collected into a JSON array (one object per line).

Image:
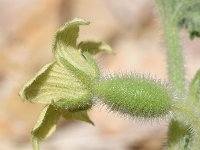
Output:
[
  {"xmin": 78, "ymin": 40, "xmax": 112, "ymax": 55},
  {"xmin": 188, "ymin": 69, "xmax": 200, "ymax": 103},
  {"xmin": 168, "ymin": 136, "xmax": 191, "ymax": 150},
  {"xmin": 32, "ymin": 105, "xmax": 60, "ymax": 150},
  {"xmin": 156, "ymin": 0, "xmax": 200, "ymax": 39},
  {"xmin": 167, "ymin": 119, "xmax": 191, "ymax": 146},
  {"xmin": 178, "ymin": 2, "xmax": 200, "ymax": 39},
  {"xmin": 62, "ymin": 110, "xmax": 94, "ymax": 125}
]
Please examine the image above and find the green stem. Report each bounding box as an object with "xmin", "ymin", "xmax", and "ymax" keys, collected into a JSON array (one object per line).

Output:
[
  {"xmin": 155, "ymin": 0, "xmax": 185, "ymax": 96},
  {"xmin": 32, "ymin": 137, "xmax": 39, "ymax": 150},
  {"xmin": 164, "ymin": 22, "xmax": 185, "ymax": 95}
]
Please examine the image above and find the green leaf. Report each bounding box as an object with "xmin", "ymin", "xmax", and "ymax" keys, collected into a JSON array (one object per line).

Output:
[
  {"xmin": 178, "ymin": 1, "xmax": 200, "ymax": 39},
  {"xmin": 78, "ymin": 40, "xmax": 112, "ymax": 55},
  {"xmin": 93, "ymin": 74, "xmax": 172, "ymax": 118},
  {"xmin": 19, "ymin": 61, "xmax": 92, "ymax": 111},
  {"xmin": 156, "ymin": 0, "xmax": 200, "ymax": 39},
  {"xmin": 188, "ymin": 69, "xmax": 200, "ymax": 104},
  {"xmin": 61, "ymin": 110, "xmax": 94, "ymax": 125},
  {"xmin": 32, "ymin": 105, "xmax": 60, "ymax": 150}
]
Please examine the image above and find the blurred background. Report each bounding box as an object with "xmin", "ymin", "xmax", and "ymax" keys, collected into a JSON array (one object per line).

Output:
[{"xmin": 0, "ymin": 0, "xmax": 200, "ymax": 149}]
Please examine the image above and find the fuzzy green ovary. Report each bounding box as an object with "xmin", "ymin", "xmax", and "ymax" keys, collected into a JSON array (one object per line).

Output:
[{"xmin": 93, "ymin": 77, "xmax": 172, "ymax": 118}]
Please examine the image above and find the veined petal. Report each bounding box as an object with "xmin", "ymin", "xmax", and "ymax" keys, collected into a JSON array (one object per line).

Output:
[
  {"xmin": 53, "ymin": 18, "xmax": 89, "ymax": 50},
  {"xmin": 53, "ymin": 18, "xmax": 99, "ymax": 79},
  {"xmin": 19, "ymin": 61, "xmax": 91, "ymax": 110}
]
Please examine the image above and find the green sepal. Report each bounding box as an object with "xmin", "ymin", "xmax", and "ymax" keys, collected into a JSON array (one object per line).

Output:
[
  {"xmin": 78, "ymin": 40, "xmax": 112, "ymax": 55},
  {"xmin": 32, "ymin": 105, "xmax": 60, "ymax": 150},
  {"xmin": 188, "ymin": 69, "xmax": 200, "ymax": 104},
  {"xmin": 52, "ymin": 93, "xmax": 92, "ymax": 112},
  {"xmin": 61, "ymin": 110, "xmax": 94, "ymax": 125}
]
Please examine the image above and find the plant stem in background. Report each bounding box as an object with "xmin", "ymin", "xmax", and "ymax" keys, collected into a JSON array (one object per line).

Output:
[
  {"xmin": 155, "ymin": 0, "xmax": 185, "ymax": 96},
  {"xmin": 156, "ymin": 0, "xmax": 200, "ymax": 149},
  {"xmin": 164, "ymin": 23, "xmax": 185, "ymax": 95}
]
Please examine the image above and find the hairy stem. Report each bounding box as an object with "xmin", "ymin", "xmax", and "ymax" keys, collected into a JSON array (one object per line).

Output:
[
  {"xmin": 155, "ymin": 0, "xmax": 185, "ymax": 96},
  {"xmin": 164, "ymin": 23, "xmax": 185, "ymax": 95}
]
